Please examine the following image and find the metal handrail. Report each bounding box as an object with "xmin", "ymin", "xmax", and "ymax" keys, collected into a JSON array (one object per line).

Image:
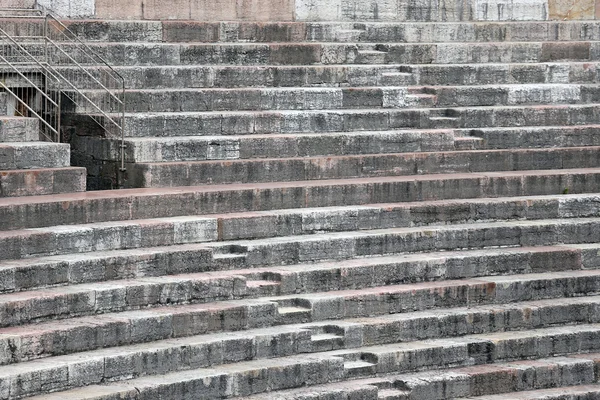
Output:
[
  {"xmin": 0, "ymin": 8, "xmax": 127, "ymax": 181},
  {"xmin": 0, "ymin": 25, "xmax": 61, "ymax": 142},
  {"xmin": 44, "ymin": 14, "xmax": 126, "ymax": 176}
]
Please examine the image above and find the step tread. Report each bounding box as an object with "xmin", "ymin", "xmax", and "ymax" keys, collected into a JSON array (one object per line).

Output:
[
  {"xmin": 2, "ymin": 167, "xmax": 597, "ymax": 206},
  {"xmin": 105, "ymin": 102, "xmax": 600, "ymax": 117},
  {"xmin": 469, "ymin": 384, "xmax": 600, "ymax": 399},
  {"xmin": 130, "ymin": 145, "xmax": 600, "ymax": 165}
]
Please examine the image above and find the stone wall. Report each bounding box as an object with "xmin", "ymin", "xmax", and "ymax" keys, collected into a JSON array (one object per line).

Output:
[{"xmin": 6, "ymin": 0, "xmax": 599, "ymax": 22}]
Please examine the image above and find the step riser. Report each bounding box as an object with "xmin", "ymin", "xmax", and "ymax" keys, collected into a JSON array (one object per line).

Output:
[
  {"xmin": 65, "ymin": 105, "xmax": 600, "ymax": 138},
  {"xmin": 2, "ymin": 253, "xmax": 600, "ymax": 327},
  {"xmin": 0, "ymin": 118, "xmax": 38, "ymax": 143},
  {"xmin": 0, "ymin": 240, "xmax": 585, "ymax": 294},
  {"xmin": 245, "ymin": 359, "xmax": 600, "ymax": 400},
  {"xmin": 0, "ymin": 168, "xmax": 87, "ymax": 198},
  {"xmin": 2, "ymin": 170, "xmax": 598, "ymax": 230},
  {"xmin": 238, "ymin": 219, "xmax": 600, "ymax": 266},
  {"xmin": 71, "ymin": 62, "xmax": 600, "ymax": 90},
  {"xmin": 49, "ymin": 42, "xmax": 600, "ymax": 67},
  {"xmin": 75, "ymin": 87, "xmax": 431, "ymax": 113},
  {"xmin": 0, "ymin": 144, "xmax": 71, "ymax": 170},
  {"xmin": 125, "ymin": 148, "xmax": 600, "ymax": 188},
  {"xmin": 4, "ymin": 293, "xmax": 599, "ymax": 375},
  {"xmin": 44, "ymin": 21, "xmax": 600, "ymax": 44},
  {"xmin": 12, "ymin": 326, "xmax": 600, "ymax": 400},
  {"xmin": 77, "ymin": 131, "xmax": 456, "ymax": 164},
  {"xmin": 59, "ymin": 65, "xmax": 415, "ymax": 89},
  {"xmin": 0, "ymin": 217, "xmax": 217, "ymax": 261},
  {"xmin": 75, "ymin": 84, "xmax": 600, "ymax": 113},
  {"xmin": 412, "ymin": 63, "xmax": 600, "ymax": 86},
  {"xmin": 77, "ymin": 127, "xmax": 600, "ymax": 169},
  {"xmin": 467, "ymin": 126, "xmax": 600, "ymax": 149}
]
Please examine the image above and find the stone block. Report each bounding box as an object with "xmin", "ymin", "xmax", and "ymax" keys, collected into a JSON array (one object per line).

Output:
[
  {"xmin": 549, "ymin": 0, "xmax": 595, "ymax": 19},
  {"xmin": 236, "ymin": 0, "xmax": 295, "ymax": 21},
  {"xmin": 37, "ymin": 0, "xmax": 95, "ymax": 17}
]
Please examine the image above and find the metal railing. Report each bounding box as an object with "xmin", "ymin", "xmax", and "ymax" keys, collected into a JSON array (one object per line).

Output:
[
  {"xmin": 0, "ymin": 8, "xmax": 126, "ymax": 173},
  {"xmin": 0, "ymin": 9, "xmax": 61, "ymax": 141}
]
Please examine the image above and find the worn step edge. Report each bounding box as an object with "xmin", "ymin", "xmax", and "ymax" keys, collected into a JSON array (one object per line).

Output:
[
  {"xmin": 1, "ymin": 261, "xmax": 600, "ymax": 328},
  {"xmin": 2, "ymin": 191, "xmax": 599, "ymax": 263},
  {"xmin": 3, "ymin": 281, "xmax": 599, "ymax": 369},
  {"xmin": 15, "ymin": 323, "xmax": 600, "ymax": 400},
  {"xmin": 1, "ymin": 168, "xmax": 599, "ymax": 230}
]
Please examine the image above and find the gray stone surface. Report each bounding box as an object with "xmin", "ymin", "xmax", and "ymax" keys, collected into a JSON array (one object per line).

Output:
[{"xmin": 4, "ymin": 13, "xmax": 600, "ymax": 400}]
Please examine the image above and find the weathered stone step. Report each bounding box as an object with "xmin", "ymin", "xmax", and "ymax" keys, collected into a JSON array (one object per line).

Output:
[
  {"xmin": 3, "ymin": 281, "xmax": 598, "ymax": 371},
  {"xmin": 50, "ymin": 20, "xmax": 600, "ymax": 44},
  {"xmin": 17, "ymin": 323, "xmax": 600, "ymax": 400},
  {"xmin": 0, "ymin": 143, "xmax": 71, "ymax": 170},
  {"xmin": 73, "ymin": 62, "xmax": 600, "ymax": 91},
  {"xmin": 52, "ymin": 41, "xmax": 600, "ymax": 66},
  {"xmin": 3, "ymin": 191, "xmax": 597, "ymax": 291},
  {"xmin": 0, "ymin": 215, "xmax": 217, "ymax": 262},
  {"xmin": 114, "ymin": 130, "xmax": 455, "ymax": 162},
  {"xmin": 212, "ymin": 217, "xmax": 600, "ymax": 266},
  {"xmin": 0, "ymin": 167, "xmax": 87, "ymax": 198},
  {"xmin": 243, "ymin": 356, "xmax": 600, "ymax": 399},
  {"xmin": 124, "ymin": 146, "xmax": 600, "ymax": 188},
  {"xmin": 77, "ymin": 84, "xmax": 600, "ymax": 114},
  {"xmin": 1, "ymin": 168, "xmax": 599, "ymax": 230},
  {"xmin": 58, "ymin": 64, "xmax": 415, "ymax": 89},
  {"xmin": 2, "ymin": 195, "xmax": 598, "ymax": 290},
  {"xmin": 410, "ymin": 62, "xmax": 600, "ymax": 86},
  {"xmin": 2, "ymin": 238, "xmax": 600, "ymax": 326},
  {"xmin": 0, "ymin": 117, "xmax": 38, "ymax": 143},
  {"xmin": 424, "ymin": 84, "xmax": 600, "ymax": 107},
  {"xmin": 74, "ymin": 86, "xmax": 437, "ymax": 113},
  {"xmin": 86, "ymin": 126, "xmax": 600, "ymax": 170},
  {"xmin": 459, "ymin": 125, "xmax": 600, "ymax": 149},
  {"xmin": 469, "ymin": 385, "xmax": 600, "ymax": 399},
  {"xmin": 79, "ymin": 104, "xmax": 600, "ymax": 137}
]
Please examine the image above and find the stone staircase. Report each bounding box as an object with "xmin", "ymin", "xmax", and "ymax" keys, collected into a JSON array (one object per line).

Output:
[
  {"xmin": 0, "ymin": 98, "xmax": 86, "ymax": 197},
  {"xmin": 3, "ymin": 16, "xmax": 600, "ymax": 400}
]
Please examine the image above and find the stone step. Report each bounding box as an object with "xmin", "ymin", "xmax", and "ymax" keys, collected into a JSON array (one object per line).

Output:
[
  {"xmin": 57, "ymin": 64, "xmax": 416, "ymax": 89},
  {"xmin": 69, "ymin": 104, "xmax": 600, "ymax": 138},
  {"xmin": 2, "ymin": 188, "xmax": 599, "ymax": 265},
  {"xmin": 78, "ymin": 84, "xmax": 600, "ymax": 114},
  {"xmin": 123, "ymin": 146, "xmax": 600, "ymax": 188},
  {"xmin": 469, "ymin": 385, "xmax": 600, "ymax": 399},
  {"xmin": 71, "ymin": 62, "xmax": 600, "ymax": 90},
  {"xmin": 0, "ymin": 142, "xmax": 71, "ymax": 170},
  {"xmin": 453, "ymin": 136, "xmax": 485, "ymax": 150},
  {"xmin": 243, "ymin": 356, "xmax": 600, "ymax": 399},
  {"xmin": 74, "ymin": 86, "xmax": 442, "ymax": 113},
  {"xmin": 114, "ymin": 130, "xmax": 456, "ymax": 162},
  {"xmin": 48, "ymin": 41, "xmax": 600, "ymax": 67},
  {"xmin": 410, "ymin": 62, "xmax": 600, "ymax": 86},
  {"xmin": 0, "ymin": 117, "xmax": 38, "ymax": 143},
  {"xmin": 47, "ymin": 20, "xmax": 600, "ymax": 44},
  {"xmin": 459, "ymin": 125, "xmax": 600, "ymax": 149},
  {"xmin": 3, "ymin": 221, "xmax": 600, "ymax": 325},
  {"xmin": 16, "ymin": 323, "xmax": 600, "ymax": 400},
  {"xmin": 3, "ymin": 192, "xmax": 599, "ymax": 290},
  {"xmin": 2, "ymin": 278, "xmax": 598, "ymax": 368},
  {"xmin": 213, "ymin": 217, "xmax": 600, "ymax": 266},
  {"xmin": 425, "ymin": 84, "xmax": 600, "ymax": 107},
  {"xmin": 0, "ymin": 167, "xmax": 87, "ymax": 198},
  {"xmin": 0, "ymin": 215, "xmax": 218, "ymax": 262},
  {"xmin": 81, "ymin": 126, "xmax": 600, "ymax": 168},
  {"xmin": 1, "ymin": 168, "xmax": 599, "ymax": 230}
]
